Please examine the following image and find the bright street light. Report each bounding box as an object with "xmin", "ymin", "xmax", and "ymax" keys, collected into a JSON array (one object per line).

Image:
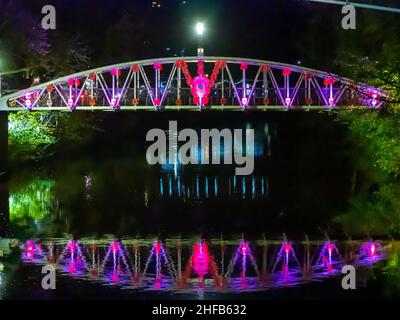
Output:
[
  {"xmin": 195, "ymin": 22, "xmax": 205, "ymax": 36},
  {"xmin": 195, "ymin": 22, "xmax": 205, "ymax": 56}
]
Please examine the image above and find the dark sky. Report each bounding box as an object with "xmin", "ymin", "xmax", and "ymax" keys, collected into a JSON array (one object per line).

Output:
[{"xmin": 2, "ymin": 0, "xmax": 400, "ymax": 74}]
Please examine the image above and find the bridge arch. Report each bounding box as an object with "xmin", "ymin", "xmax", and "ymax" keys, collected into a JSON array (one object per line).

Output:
[{"xmin": 0, "ymin": 56, "xmax": 386, "ymax": 112}]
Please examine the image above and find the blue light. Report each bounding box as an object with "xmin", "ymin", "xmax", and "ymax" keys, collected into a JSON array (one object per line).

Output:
[
  {"xmin": 196, "ymin": 176, "xmax": 200, "ymax": 199},
  {"xmin": 261, "ymin": 178, "xmax": 265, "ymax": 196},
  {"xmin": 252, "ymin": 176, "xmax": 255, "ymax": 199}
]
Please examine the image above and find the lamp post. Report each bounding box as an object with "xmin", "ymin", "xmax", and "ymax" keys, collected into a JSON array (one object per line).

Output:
[{"xmin": 195, "ymin": 22, "xmax": 205, "ymax": 57}]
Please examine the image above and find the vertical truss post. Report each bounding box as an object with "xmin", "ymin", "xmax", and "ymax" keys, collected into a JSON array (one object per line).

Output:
[
  {"xmin": 241, "ymin": 63, "xmax": 248, "ymax": 107},
  {"xmin": 177, "ymin": 66, "xmax": 181, "ymax": 100},
  {"xmin": 221, "ymin": 68, "xmax": 225, "ymax": 100},
  {"xmin": 282, "ymin": 68, "xmax": 292, "ymax": 107},
  {"xmin": 133, "ymin": 72, "xmax": 137, "ymax": 100},
  {"xmin": 263, "ymin": 69, "xmax": 269, "ymax": 98},
  {"xmin": 68, "ymin": 81, "xmax": 73, "ymax": 108},
  {"xmin": 153, "ymin": 63, "xmax": 162, "ymax": 107},
  {"xmin": 305, "ymin": 73, "xmax": 313, "ymax": 105}
]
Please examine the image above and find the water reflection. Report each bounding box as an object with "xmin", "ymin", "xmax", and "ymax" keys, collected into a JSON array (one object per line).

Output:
[
  {"xmin": 10, "ymin": 180, "xmax": 56, "ymax": 224},
  {"xmin": 20, "ymin": 237, "xmax": 386, "ymax": 295},
  {"xmin": 159, "ymin": 175, "xmax": 268, "ymax": 199}
]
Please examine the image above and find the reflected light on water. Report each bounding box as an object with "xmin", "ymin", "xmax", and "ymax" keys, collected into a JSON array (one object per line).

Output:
[{"xmin": 20, "ymin": 237, "xmax": 387, "ymax": 295}]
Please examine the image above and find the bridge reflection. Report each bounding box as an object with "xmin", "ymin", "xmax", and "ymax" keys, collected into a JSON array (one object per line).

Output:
[
  {"xmin": 159, "ymin": 175, "xmax": 268, "ymax": 199},
  {"xmin": 21, "ymin": 237, "xmax": 386, "ymax": 294}
]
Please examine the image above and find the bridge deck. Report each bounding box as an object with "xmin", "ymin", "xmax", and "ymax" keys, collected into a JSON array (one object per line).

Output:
[{"xmin": 1, "ymin": 105, "xmax": 370, "ymax": 112}]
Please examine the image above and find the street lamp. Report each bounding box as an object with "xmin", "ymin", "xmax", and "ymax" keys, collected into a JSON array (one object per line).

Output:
[{"xmin": 195, "ymin": 22, "xmax": 205, "ymax": 56}]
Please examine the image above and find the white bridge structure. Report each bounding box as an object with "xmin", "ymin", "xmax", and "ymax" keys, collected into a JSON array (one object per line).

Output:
[{"xmin": 0, "ymin": 56, "xmax": 386, "ymax": 112}]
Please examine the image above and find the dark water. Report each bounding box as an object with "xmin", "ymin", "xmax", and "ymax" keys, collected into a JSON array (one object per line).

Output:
[{"xmin": 0, "ymin": 112, "xmax": 399, "ymax": 299}]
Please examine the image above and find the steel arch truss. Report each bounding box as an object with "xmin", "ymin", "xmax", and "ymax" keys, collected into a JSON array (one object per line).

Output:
[{"xmin": 1, "ymin": 56, "xmax": 386, "ymax": 112}]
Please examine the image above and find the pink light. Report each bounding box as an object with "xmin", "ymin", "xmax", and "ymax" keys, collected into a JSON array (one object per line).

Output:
[
  {"xmin": 26, "ymin": 240, "xmax": 34, "ymax": 253},
  {"xmin": 284, "ymin": 243, "xmax": 291, "ymax": 254},
  {"xmin": 328, "ymin": 97, "xmax": 334, "ymax": 106},
  {"xmin": 154, "ymin": 241, "xmax": 161, "ymax": 255},
  {"xmin": 191, "ymin": 75, "xmax": 211, "ymax": 106},
  {"xmin": 193, "ymin": 242, "xmax": 209, "ymax": 277},
  {"xmin": 285, "ymin": 97, "xmax": 291, "ymax": 106},
  {"xmin": 154, "ymin": 97, "xmax": 161, "ymax": 106},
  {"xmin": 240, "ymin": 62, "xmax": 248, "ymax": 71},
  {"xmin": 327, "ymin": 243, "xmax": 334, "ymax": 254},
  {"xmin": 110, "ymin": 68, "xmax": 121, "ymax": 77},
  {"xmin": 69, "ymin": 262, "xmax": 76, "ymax": 274},
  {"xmin": 242, "ymin": 97, "xmax": 248, "ymax": 106},
  {"xmin": 112, "ymin": 242, "xmax": 119, "ymax": 254},
  {"xmin": 241, "ymin": 243, "xmax": 248, "ymax": 256},
  {"xmin": 68, "ymin": 241, "xmax": 76, "ymax": 254},
  {"xmin": 324, "ymin": 77, "xmax": 335, "ymax": 86},
  {"xmin": 282, "ymin": 68, "xmax": 291, "ymax": 77},
  {"xmin": 112, "ymin": 273, "xmax": 118, "ymax": 283},
  {"xmin": 369, "ymin": 243, "xmax": 377, "ymax": 257},
  {"xmin": 153, "ymin": 63, "xmax": 163, "ymax": 71}
]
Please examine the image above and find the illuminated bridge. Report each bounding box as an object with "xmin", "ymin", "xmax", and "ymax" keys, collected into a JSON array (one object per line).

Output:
[{"xmin": 0, "ymin": 57, "xmax": 387, "ymax": 112}]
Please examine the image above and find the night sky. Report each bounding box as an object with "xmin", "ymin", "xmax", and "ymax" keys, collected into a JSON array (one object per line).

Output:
[{"xmin": 1, "ymin": 0, "xmax": 400, "ymax": 78}]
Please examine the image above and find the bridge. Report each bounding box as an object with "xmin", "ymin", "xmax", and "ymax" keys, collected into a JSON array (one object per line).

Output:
[{"xmin": 0, "ymin": 56, "xmax": 386, "ymax": 112}]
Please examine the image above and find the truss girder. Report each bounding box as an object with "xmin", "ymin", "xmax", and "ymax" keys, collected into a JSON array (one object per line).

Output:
[{"xmin": 0, "ymin": 56, "xmax": 386, "ymax": 112}]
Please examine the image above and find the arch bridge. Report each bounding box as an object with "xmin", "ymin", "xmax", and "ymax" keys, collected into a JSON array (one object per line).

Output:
[{"xmin": 0, "ymin": 56, "xmax": 386, "ymax": 112}]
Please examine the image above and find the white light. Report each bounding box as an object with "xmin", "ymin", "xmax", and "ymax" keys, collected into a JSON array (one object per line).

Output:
[{"xmin": 195, "ymin": 22, "xmax": 205, "ymax": 36}]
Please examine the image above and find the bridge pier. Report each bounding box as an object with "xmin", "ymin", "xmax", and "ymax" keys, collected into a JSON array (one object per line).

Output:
[{"xmin": 0, "ymin": 112, "xmax": 9, "ymax": 237}]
